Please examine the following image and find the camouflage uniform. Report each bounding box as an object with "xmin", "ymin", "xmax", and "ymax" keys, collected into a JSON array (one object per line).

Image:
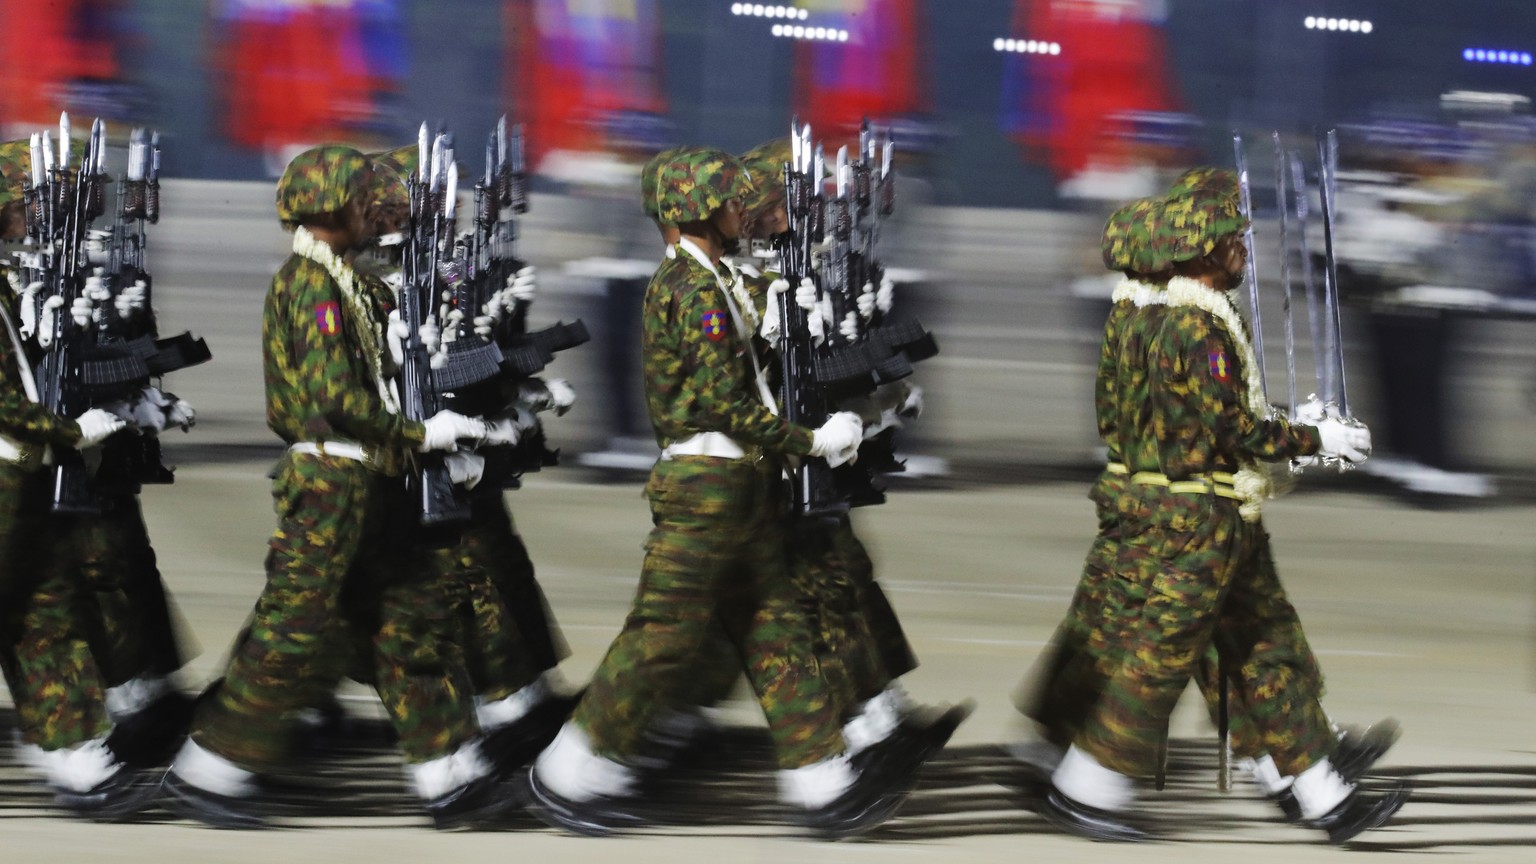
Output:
[
  {"xmin": 0, "ymin": 149, "xmax": 119, "ymax": 753},
  {"xmin": 572, "ymin": 150, "xmax": 844, "ymax": 770},
  {"xmin": 1076, "ymin": 181, "xmax": 1334, "ymax": 779},
  {"xmin": 191, "ymin": 147, "xmax": 474, "ymax": 770}
]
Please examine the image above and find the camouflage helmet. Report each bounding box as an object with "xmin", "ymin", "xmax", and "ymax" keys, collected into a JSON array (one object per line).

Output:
[
  {"xmin": 640, "ymin": 146, "xmax": 686, "ymax": 222},
  {"xmin": 739, "ymin": 138, "xmax": 792, "ymax": 215},
  {"xmin": 1101, "ymin": 197, "xmax": 1161, "ymax": 273},
  {"xmin": 1159, "ymin": 166, "xmax": 1249, "ymax": 263},
  {"xmin": 275, "ymin": 145, "xmax": 370, "ymax": 224},
  {"xmin": 370, "ymin": 144, "xmax": 419, "ymax": 188},
  {"xmin": 0, "ymin": 140, "xmax": 30, "ymax": 207},
  {"xmin": 1166, "ymin": 167, "xmax": 1240, "ymax": 203},
  {"xmin": 652, "ymin": 147, "xmax": 752, "ymax": 225}
]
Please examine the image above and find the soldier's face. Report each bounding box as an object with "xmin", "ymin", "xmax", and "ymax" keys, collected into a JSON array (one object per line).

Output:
[
  {"xmin": 748, "ymin": 195, "xmax": 788, "ymax": 240},
  {"xmin": 1222, "ymin": 238, "xmax": 1247, "ymax": 289},
  {"xmin": 712, "ymin": 196, "xmax": 744, "ymax": 241}
]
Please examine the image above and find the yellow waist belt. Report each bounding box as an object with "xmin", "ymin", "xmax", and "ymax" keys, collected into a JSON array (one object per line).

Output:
[{"xmin": 1127, "ymin": 469, "xmax": 1242, "ymax": 500}]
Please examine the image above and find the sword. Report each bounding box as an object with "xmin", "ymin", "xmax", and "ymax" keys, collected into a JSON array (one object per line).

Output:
[
  {"xmin": 1233, "ymin": 133, "xmax": 1266, "ymax": 398},
  {"xmin": 1289, "ymin": 151, "xmax": 1327, "ymax": 400},
  {"xmin": 1315, "ymin": 129, "xmax": 1350, "ymax": 418},
  {"xmin": 1274, "ymin": 132, "xmax": 1297, "ymax": 415}
]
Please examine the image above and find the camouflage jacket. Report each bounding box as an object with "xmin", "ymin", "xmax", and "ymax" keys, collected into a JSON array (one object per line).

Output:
[
  {"xmin": 642, "ymin": 244, "xmax": 813, "ymax": 455},
  {"xmin": 1113, "ymin": 303, "xmax": 1318, "ymax": 478},
  {"xmin": 0, "ymin": 265, "xmax": 79, "ymax": 449},
  {"xmin": 1094, "ymin": 297, "xmax": 1139, "ymax": 462},
  {"xmin": 263, "ymin": 254, "xmax": 423, "ymax": 456}
]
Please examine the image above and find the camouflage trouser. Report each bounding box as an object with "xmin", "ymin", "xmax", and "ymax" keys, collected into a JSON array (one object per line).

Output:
[
  {"xmin": 58, "ymin": 492, "xmax": 188, "ymax": 687},
  {"xmin": 573, "ymin": 455, "xmax": 843, "ymax": 769},
  {"xmin": 1021, "ymin": 470, "xmax": 1125, "ymax": 747},
  {"xmin": 1078, "ymin": 486, "xmax": 1334, "ymax": 778},
  {"xmin": 439, "ymin": 487, "xmax": 567, "ymax": 702},
  {"xmin": 193, "ymin": 453, "xmax": 476, "ymax": 770},
  {"xmin": 788, "ymin": 514, "xmax": 916, "ymax": 719},
  {"xmin": 0, "ymin": 463, "xmax": 111, "ymax": 750}
]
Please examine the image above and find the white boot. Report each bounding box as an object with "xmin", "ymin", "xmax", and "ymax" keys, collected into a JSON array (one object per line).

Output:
[
  {"xmin": 777, "ymin": 754, "xmax": 855, "ymax": 810},
  {"xmin": 1051, "ymin": 744, "xmax": 1135, "ymax": 812},
  {"xmin": 532, "ymin": 723, "xmax": 635, "ymax": 803},
  {"xmin": 476, "ymin": 677, "xmax": 550, "ymax": 731},
  {"xmin": 169, "ymin": 739, "xmax": 257, "ymax": 798},
  {"xmin": 1291, "ymin": 757, "xmax": 1353, "ymax": 820},
  {"xmin": 39, "ymin": 737, "xmax": 121, "ymax": 793}
]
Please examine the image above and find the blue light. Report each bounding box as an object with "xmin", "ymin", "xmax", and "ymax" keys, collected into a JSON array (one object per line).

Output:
[
  {"xmin": 1525, "ymin": 53, "xmax": 1533, "ymax": 65},
  {"xmin": 1499, "ymin": 51, "xmax": 1510, "ymax": 62},
  {"xmin": 1464, "ymin": 48, "xmax": 1474, "ymax": 60}
]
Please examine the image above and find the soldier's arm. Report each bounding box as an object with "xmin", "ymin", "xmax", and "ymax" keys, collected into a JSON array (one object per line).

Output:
[
  {"xmin": 290, "ymin": 264, "xmax": 425, "ymax": 449},
  {"xmin": 674, "ymin": 284, "xmax": 814, "ymax": 455},
  {"xmin": 1094, "ymin": 302, "xmax": 1129, "ymax": 449},
  {"xmin": 0, "ymin": 332, "xmax": 81, "ymax": 447},
  {"xmin": 1178, "ymin": 322, "xmax": 1319, "ymax": 462}
]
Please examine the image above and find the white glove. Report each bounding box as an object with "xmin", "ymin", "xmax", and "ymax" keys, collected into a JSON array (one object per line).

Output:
[
  {"xmin": 444, "ymin": 451, "xmax": 486, "ymax": 490},
  {"xmin": 839, "ymin": 311, "xmax": 860, "ymax": 342},
  {"xmin": 115, "ymin": 279, "xmax": 148, "ymax": 320},
  {"xmin": 18, "ymin": 281, "xmax": 43, "ymax": 339},
  {"xmin": 876, "ymin": 275, "xmax": 895, "ymax": 314},
  {"xmin": 544, "ymin": 378, "xmax": 576, "ymax": 416},
  {"xmin": 1291, "ymin": 395, "xmax": 1327, "ymax": 426},
  {"xmin": 442, "ymin": 309, "xmax": 466, "ymax": 345},
  {"xmin": 473, "ymin": 314, "xmax": 496, "ymax": 339},
  {"xmin": 83, "ymin": 272, "xmax": 111, "ymax": 303},
  {"xmin": 419, "ymin": 410, "xmax": 487, "ymax": 453},
  {"xmin": 482, "ymin": 413, "xmax": 522, "ymax": 447},
  {"xmin": 1315, "ymin": 417, "xmax": 1372, "ymax": 463},
  {"xmin": 419, "ymin": 316, "xmax": 441, "ymax": 355},
  {"xmin": 131, "ymin": 387, "xmax": 171, "ymax": 432},
  {"xmin": 898, "ymin": 383, "xmax": 924, "ymax": 419},
  {"xmin": 70, "ymin": 296, "xmax": 94, "ymax": 329},
  {"xmin": 37, "ymin": 296, "xmax": 63, "ymax": 347},
  {"xmin": 759, "ymin": 278, "xmax": 788, "ymax": 343},
  {"xmin": 73, "ymin": 408, "xmax": 126, "ymax": 448},
  {"xmin": 386, "ymin": 310, "xmax": 408, "ymax": 368},
  {"xmin": 166, "ymin": 397, "xmax": 196, "ymax": 431},
  {"xmin": 793, "ymin": 277, "xmax": 818, "ymax": 312},
  {"xmin": 809, "ymin": 411, "xmax": 863, "ymax": 468},
  {"xmin": 508, "ymin": 265, "xmax": 537, "ymax": 303},
  {"xmin": 100, "ymin": 399, "xmax": 136, "ymax": 424},
  {"xmin": 856, "ymin": 285, "xmax": 876, "ymax": 321}
]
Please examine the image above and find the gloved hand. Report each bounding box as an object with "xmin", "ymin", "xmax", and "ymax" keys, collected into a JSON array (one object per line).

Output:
[
  {"xmin": 759, "ymin": 278, "xmax": 788, "ymax": 343},
  {"xmin": 898, "ymin": 383, "xmax": 924, "ymax": 419},
  {"xmin": 1291, "ymin": 395, "xmax": 1327, "ymax": 426},
  {"xmin": 83, "ymin": 272, "xmax": 111, "ymax": 304},
  {"xmin": 507, "ymin": 265, "xmax": 537, "ymax": 303},
  {"xmin": 444, "ymin": 451, "xmax": 486, "ymax": 490},
  {"xmin": 100, "ymin": 399, "xmax": 136, "ymax": 425},
  {"xmin": 18, "ymin": 281, "xmax": 43, "ymax": 340},
  {"xmin": 419, "ymin": 316, "xmax": 441, "ymax": 355},
  {"xmin": 856, "ymin": 285, "xmax": 876, "ymax": 321},
  {"xmin": 115, "ymin": 279, "xmax": 148, "ymax": 320},
  {"xmin": 73, "ymin": 408, "xmax": 127, "ymax": 448},
  {"xmin": 132, "ymin": 387, "xmax": 172, "ymax": 432},
  {"xmin": 793, "ymin": 276, "xmax": 818, "ymax": 312},
  {"xmin": 36, "ymin": 296, "xmax": 63, "ymax": 347},
  {"xmin": 544, "ymin": 378, "xmax": 576, "ymax": 416},
  {"xmin": 166, "ymin": 396, "xmax": 196, "ymax": 431},
  {"xmin": 473, "ymin": 313, "xmax": 496, "ymax": 339},
  {"xmin": 386, "ymin": 310, "xmax": 409, "ymax": 368},
  {"xmin": 442, "ymin": 309, "xmax": 466, "ymax": 345},
  {"xmin": 876, "ymin": 274, "xmax": 895, "ymax": 314},
  {"xmin": 809, "ymin": 411, "xmax": 863, "ymax": 468},
  {"xmin": 839, "ymin": 311, "xmax": 860, "ymax": 342},
  {"xmin": 482, "ymin": 413, "xmax": 522, "ymax": 447},
  {"xmin": 70, "ymin": 296, "xmax": 94, "ymax": 329},
  {"xmin": 418, "ymin": 410, "xmax": 487, "ymax": 452},
  {"xmin": 1315, "ymin": 417, "xmax": 1371, "ymax": 463}
]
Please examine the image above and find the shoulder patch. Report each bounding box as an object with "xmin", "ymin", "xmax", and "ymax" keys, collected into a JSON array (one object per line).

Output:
[
  {"xmin": 701, "ymin": 309, "xmax": 727, "ymax": 342},
  {"xmin": 316, "ymin": 301, "xmax": 341, "ymax": 336},
  {"xmin": 1208, "ymin": 350, "xmax": 1231, "ymax": 382}
]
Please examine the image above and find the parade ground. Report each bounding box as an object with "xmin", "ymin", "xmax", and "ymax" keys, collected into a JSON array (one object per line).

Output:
[{"xmin": 2, "ymin": 181, "xmax": 1534, "ymax": 862}]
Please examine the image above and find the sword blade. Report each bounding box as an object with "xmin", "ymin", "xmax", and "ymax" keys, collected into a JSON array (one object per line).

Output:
[
  {"xmin": 1274, "ymin": 132, "xmax": 1297, "ymax": 413},
  {"xmin": 1233, "ymin": 133, "xmax": 1267, "ymax": 398}
]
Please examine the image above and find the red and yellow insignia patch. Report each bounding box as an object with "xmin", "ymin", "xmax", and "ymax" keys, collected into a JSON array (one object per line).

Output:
[
  {"xmin": 701, "ymin": 309, "xmax": 726, "ymax": 342},
  {"xmin": 316, "ymin": 301, "xmax": 340, "ymax": 336},
  {"xmin": 1209, "ymin": 350, "xmax": 1232, "ymax": 382}
]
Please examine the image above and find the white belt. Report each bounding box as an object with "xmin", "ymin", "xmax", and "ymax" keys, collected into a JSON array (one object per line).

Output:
[
  {"xmin": 662, "ymin": 432, "xmax": 745, "ymax": 460},
  {"xmin": 288, "ymin": 441, "xmax": 368, "ymax": 462}
]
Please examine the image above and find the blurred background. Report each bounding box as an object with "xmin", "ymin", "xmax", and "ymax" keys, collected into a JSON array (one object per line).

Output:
[{"xmin": 4, "ymin": 0, "xmax": 1535, "ymax": 499}]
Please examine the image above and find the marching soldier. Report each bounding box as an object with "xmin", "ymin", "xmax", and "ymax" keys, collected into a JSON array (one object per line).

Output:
[
  {"xmin": 529, "ymin": 148, "xmax": 931, "ymax": 838},
  {"xmin": 161, "ymin": 145, "xmax": 503, "ymax": 828},
  {"xmin": 1040, "ymin": 171, "xmax": 1409, "ymax": 843},
  {"xmin": 0, "ymin": 143, "xmax": 151, "ymax": 816}
]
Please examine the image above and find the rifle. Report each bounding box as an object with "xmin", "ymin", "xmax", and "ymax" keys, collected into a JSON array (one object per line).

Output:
[{"xmin": 398, "ymin": 126, "xmax": 471, "ymax": 526}]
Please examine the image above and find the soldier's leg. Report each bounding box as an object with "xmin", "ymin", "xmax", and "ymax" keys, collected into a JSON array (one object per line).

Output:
[{"xmin": 184, "ymin": 456, "xmax": 372, "ymax": 774}]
